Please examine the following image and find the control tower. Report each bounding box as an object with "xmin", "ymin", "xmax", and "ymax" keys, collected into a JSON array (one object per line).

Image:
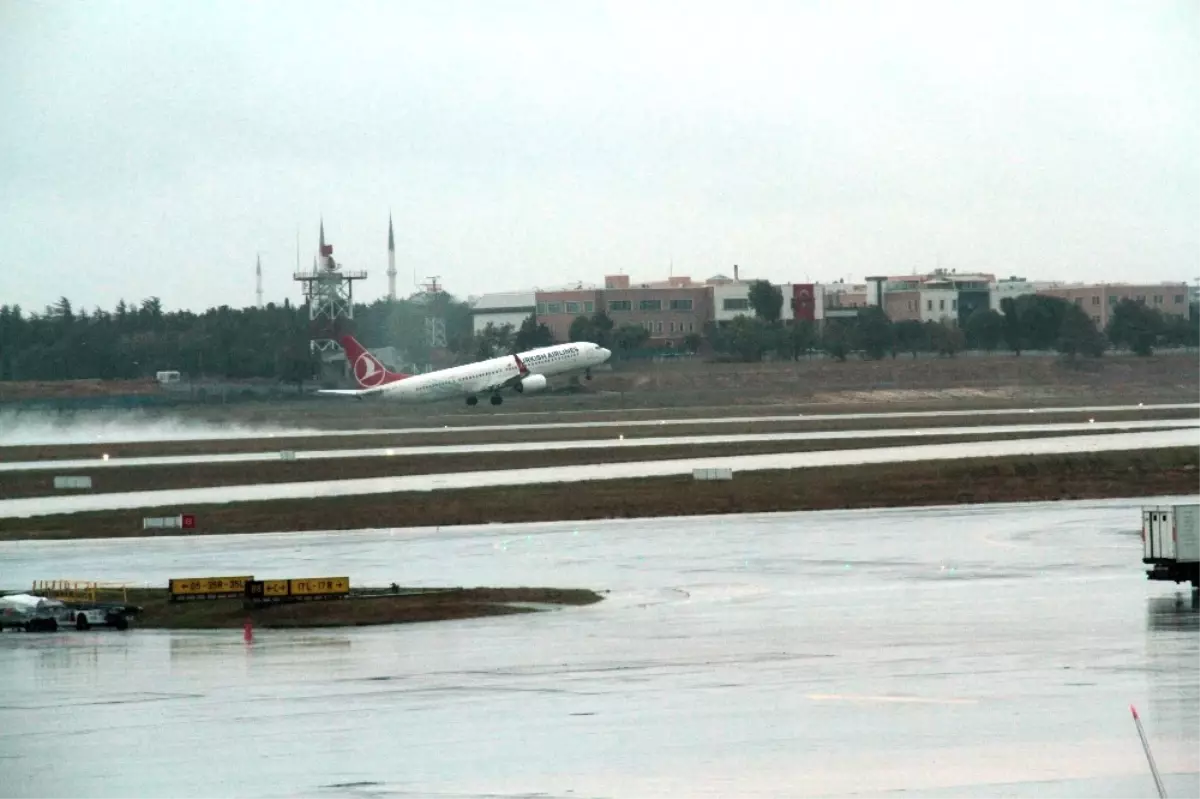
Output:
[{"xmin": 292, "ymin": 221, "xmax": 367, "ymax": 355}]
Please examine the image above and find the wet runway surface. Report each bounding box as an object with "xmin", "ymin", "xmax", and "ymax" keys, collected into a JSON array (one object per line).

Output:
[
  {"xmin": 3, "ymin": 403, "xmax": 1195, "ymax": 446},
  {"xmin": 1, "ymin": 427, "xmax": 1195, "ymax": 518},
  {"xmin": 4, "ymin": 418, "xmax": 1194, "ymax": 473},
  {"xmin": 1, "ymin": 496, "xmax": 1198, "ymax": 797}
]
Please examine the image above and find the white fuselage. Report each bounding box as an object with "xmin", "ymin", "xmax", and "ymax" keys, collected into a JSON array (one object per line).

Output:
[{"xmin": 377, "ymin": 342, "xmax": 609, "ymax": 403}]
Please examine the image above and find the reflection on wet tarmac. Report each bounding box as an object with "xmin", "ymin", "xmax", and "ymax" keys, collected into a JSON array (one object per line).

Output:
[
  {"xmin": 1, "ymin": 427, "xmax": 1195, "ymax": 518},
  {"xmin": 2, "ymin": 418, "xmax": 1194, "ymax": 473},
  {"xmin": 0, "ymin": 496, "xmax": 1196, "ymax": 797},
  {"xmin": 4, "ymin": 402, "xmax": 1196, "ymax": 446}
]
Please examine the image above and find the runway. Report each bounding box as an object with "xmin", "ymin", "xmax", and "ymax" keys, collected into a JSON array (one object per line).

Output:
[
  {"xmin": 1, "ymin": 497, "xmax": 1196, "ymax": 798},
  {"xmin": 3, "ymin": 402, "xmax": 1195, "ymax": 446},
  {"xmin": 0, "ymin": 427, "xmax": 1195, "ymax": 519},
  {"xmin": 3, "ymin": 418, "xmax": 1193, "ymax": 472}
]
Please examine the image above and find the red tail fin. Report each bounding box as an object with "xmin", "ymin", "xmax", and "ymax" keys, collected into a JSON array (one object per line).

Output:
[{"xmin": 339, "ymin": 335, "xmax": 410, "ymax": 388}]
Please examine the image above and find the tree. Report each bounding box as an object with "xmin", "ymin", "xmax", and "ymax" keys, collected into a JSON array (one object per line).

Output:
[
  {"xmin": 514, "ymin": 314, "xmax": 554, "ymax": 351},
  {"xmin": 1056, "ymin": 305, "xmax": 1105, "ymax": 359},
  {"xmin": 854, "ymin": 307, "xmax": 893, "ymax": 360},
  {"xmin": 682, "ymin": 332, "xmax": 703, "ymax": 354},
  {"xmin": 587, "ymin": 310, "xmax": 614, "ymax": 348},
  {"xmin": 568, "ymin": 315, "xmax": 595, "ymax": 343},
  {"xmin": 1000, "ymin": 297, "xmax": 1023, "ymax": 355},
  {"xmin": 1106, "ymin": 298, "xmax": 1162, "ymax": 356},
  {"xmin": 893, "ymin": 320, "xmax": 927, "ymax": 358},
  {"xmin": 964, "ymin": 309, "xmax": 1004, "ymax": 351},
  {"xmin": 822, "ymin": 319, "xmax": 852, "ymax": 362},
  {"xmin": 612, "ymin": 323, "xmax": 650, "ymax": 356},
  {"xmin": 926, "ymin": 320, "xmax": 964, "ymax": 356},
  {"xmin": 1014, "ymin": 295, "xmax": 1071, "ymax": 351},
  {"xmin": 781, "ymin": 320, "xmax": 817, "ymax": 360},
  {"xmin": 747, "ymin": 280, "xmax": 783, "ymax": 323}
]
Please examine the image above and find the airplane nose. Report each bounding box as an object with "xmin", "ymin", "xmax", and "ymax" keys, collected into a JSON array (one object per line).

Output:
[{"xmin": 599, "ymin": 347, "xmax": 611, "ymax": 360}]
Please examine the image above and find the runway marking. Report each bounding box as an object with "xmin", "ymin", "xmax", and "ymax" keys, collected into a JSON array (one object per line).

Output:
[{"xmin": 806, "ymin": 693, "xmax": 978, "ymax": 705}]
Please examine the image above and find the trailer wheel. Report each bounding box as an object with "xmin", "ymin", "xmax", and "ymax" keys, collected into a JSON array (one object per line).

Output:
[
  {"xmin": 76, "ymin": 613, "xmax": 90, "ymax": 631},
  {"xmin": 111, "ymin": 615, "xmax": 129, "ymax": 631}
]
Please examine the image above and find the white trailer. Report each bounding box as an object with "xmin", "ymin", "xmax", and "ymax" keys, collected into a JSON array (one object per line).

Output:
[{"xmin": 1142, "ymin": 503, "xmax": 1200, "ymax": 590}]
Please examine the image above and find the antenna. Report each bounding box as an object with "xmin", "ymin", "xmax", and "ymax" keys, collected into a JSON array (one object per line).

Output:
[{"xmin": 255, "ymin": 252, "xmax": 263, "ymax": 308}]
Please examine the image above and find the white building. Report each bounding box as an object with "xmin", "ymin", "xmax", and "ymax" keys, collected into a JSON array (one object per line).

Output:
[
  {"xmin": 710, "ymin": 278, "xmax": 796, "ymax": 324},
  {"xmin": 469, "ymin": 291, "xmax": 536, "ymax": 334},
  {"xmin": 992, "ymin": 277, "xmax": 1036, "ymax": 310},
  {"xmin": 919, "ymin": 287, "xmax": 959, "ymax": 324}
]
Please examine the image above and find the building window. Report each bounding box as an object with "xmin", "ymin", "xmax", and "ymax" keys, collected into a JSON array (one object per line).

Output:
[
  {"xmin": 951, "ymin": 299, "xmax": 957, "ymax": 311},
  {"xmin": 939, "ymin": 299, "xmax": 945, "ymax": 311},
  {"xmin": 723, "ymin": 298, "xmax": 750, "ymax": 311},
  {"xmin": 1092, "ymin": 296, "xmax": 1100, "ymax": 306},
  {"xmin": 927, "ymin": 300, "xmax": 933, "ymax": 311},
  {"xmin": 536, "ymin": 303, "xmax": 546, "ymax": 315},
  {"xmin": 670, "ymin": 299, "xmax": 693, "ymax": 311},
  {"xmin": 608, "ymin": 300, "xmax": 631, "ymax": 312},
  {"xmin": 1174, "ymin": 295, "xmax": 1185, "ymax": 304},
  {"xmin": 565, "ymin": 302, "xmax": 581, "ymax": 314},
  {"xmin": 546, "ymin": 303, "xmax": 561, "ymax": 314},
  {"xmin": 584, "ymin": 301, "xmax": 594, "ymax": 312},
  {"xmin": 1092, "ymin": 315, "xmax": 1101, "ymax": 324},
  {"xmin": 1108, "ymin": 295, "xmax": 1118, "ymax": 305},
  {"xmin": 655, "ymin": 321, "xmax": 663, "ymax": 333},
  {"xmin": 688, "ymin": 323, "xmax": 694, "ymax": 332},
  {"xmin": 1136, "ymin": 295, "xmax": 1145, "ymax": 303},
  {"xmin": 1154, "ymin": 295, "xmax": 1163, "ymax": 305},
  {"xmin": 640, "ymin": 299, "xmax": 662, "ymax": 311},
  {"xmin": 669, "ymin": 321, "xmax": 676, "ymax": 333}
]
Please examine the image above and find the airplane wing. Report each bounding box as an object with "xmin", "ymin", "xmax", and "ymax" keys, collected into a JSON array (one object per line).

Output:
[
  {"xmin": 316, "ymin": 387, "xmax": 388, "ymax": 399},
  {"xmin": 476, "ymin": 353, "xmax": 532, "ymax": 392}
]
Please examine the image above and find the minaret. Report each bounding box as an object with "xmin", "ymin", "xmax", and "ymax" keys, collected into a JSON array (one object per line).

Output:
[
  {"xmin": 319, "ymin": 218, "xmax": 328, "ymax": 269},
  {"xmin": 387, "ymin": 214, "xmax": 397, "ymax": 301},
  {"xmin": 255, "ymin": 253, "xmax": 263, "ymax": 308}
]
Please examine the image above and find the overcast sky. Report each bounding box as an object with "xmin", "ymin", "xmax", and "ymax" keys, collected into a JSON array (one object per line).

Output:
[{"xmin": 1, "ymin": 0, "xmax": 1197, "ymax": 313}]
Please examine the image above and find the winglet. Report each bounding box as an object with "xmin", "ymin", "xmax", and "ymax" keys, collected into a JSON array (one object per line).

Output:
[{"xmin": 1131, "ymin": 704, "xmax": 1139, "ymax": 720}]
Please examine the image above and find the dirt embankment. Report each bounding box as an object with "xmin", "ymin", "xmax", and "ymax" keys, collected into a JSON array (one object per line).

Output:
[
  {"xmin": 5, "ymin": 448, "xmax": 1196, "ymax": 541},
  {"xmin": 110, "ymin": 587, "xmax": 604, "ymax": 629},
  {"xmin": 5, "ymin": 406, "xmax": 1193, "ymax": 463},
  {"xmin": 0, "ymin": 428, "xmax": 1178, "ymax": 500}
]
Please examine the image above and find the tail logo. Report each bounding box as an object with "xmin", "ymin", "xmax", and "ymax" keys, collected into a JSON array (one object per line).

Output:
[{"xmin": 354, "ymin": 353, "xmax": 387, "ymax": 387}]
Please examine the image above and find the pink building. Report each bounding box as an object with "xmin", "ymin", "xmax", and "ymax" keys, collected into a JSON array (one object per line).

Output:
[
  {"xmin": 1036, "ymin": 283, "xmax": 1189, "ymax": 329},
  {"xmin": 536, "ymin": 274, "xmax": 713, "ymax": 346}
]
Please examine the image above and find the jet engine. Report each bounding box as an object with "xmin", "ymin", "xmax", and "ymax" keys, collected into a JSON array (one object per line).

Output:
[{"xmin": 514, "ymin": 373, "xmax": 548, "ymax": 393}]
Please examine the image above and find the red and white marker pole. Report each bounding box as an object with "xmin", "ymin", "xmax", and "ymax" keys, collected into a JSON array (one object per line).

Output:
[{"xmin": 1131, "ymin": 704, "xmax": 1167, "ymax": 799}]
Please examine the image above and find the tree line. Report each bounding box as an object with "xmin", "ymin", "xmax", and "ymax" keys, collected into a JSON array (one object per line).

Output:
[
  {"xmin": 698, "ymin": 283, "xmax": 1195, "ymax": 362},
  {"xmin": 2, "ymin": 283, "xmax": 1195, "ymax": 383},
  {"xmin": 0, "ymin": 294, "xmax": 479, "ymax": 383}
]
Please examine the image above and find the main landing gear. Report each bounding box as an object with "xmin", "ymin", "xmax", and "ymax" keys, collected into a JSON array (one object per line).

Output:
[{"xmin": 465, "ymin": 394, "xmax": 504, "ymax": 407}]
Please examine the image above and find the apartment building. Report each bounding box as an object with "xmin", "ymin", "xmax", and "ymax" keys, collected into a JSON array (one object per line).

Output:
[
  {"xmin": 535, "ymin": 274, "xmax": 712, "ymax": 346},
  {"xmin": 865, "ymin": 270, "xmax": 993, "ymax": 325},
  {"xmin": 1036, "ymin": 283, "xmax": 1191, "ymax": 329}
]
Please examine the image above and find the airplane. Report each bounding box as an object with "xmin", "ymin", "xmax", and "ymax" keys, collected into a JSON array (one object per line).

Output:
[{"xmin": 318, "ymin": 334, "xmax": 612, "ymax": 406}]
